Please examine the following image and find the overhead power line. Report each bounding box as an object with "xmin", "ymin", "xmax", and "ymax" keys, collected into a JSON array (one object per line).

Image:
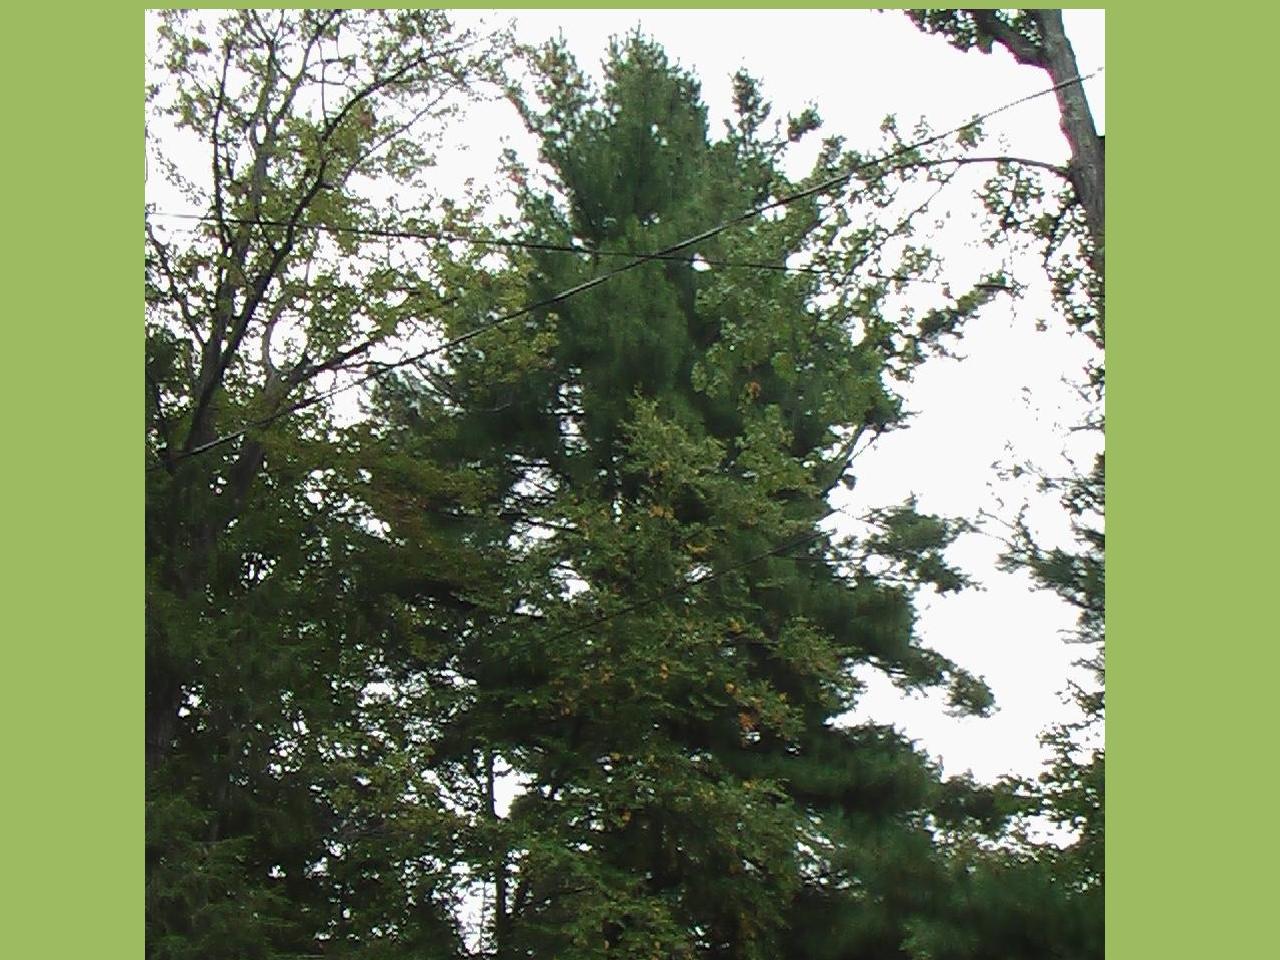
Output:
[
  {"xmin": 145, "ymin": 209, "xmax": 1005, "ymax": 286},
  {"xmin": 148, "ymin": 69, "xmax": 1098, "ymax": 471},
  {"xmin": 149, "ymin": 210, "xmax": 842, "ymax": 276}
]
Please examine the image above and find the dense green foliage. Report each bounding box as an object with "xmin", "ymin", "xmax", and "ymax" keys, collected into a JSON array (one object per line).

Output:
[
  {"xmin": 417, "ymin": 37, "xmax": 1004, "ymax": 958},
  {"xmin": 145, "ymin": 10, "xmax": 510, "ymax": 956},
  {"xmin": 146, "ymin": 11, "xmax": 1102, "ymax": 959}
]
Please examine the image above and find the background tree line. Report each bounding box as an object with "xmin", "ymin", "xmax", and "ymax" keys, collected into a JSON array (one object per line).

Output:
[{"xmin": 145, "ymin": 10, "xmax": 1102, "ymax": 959}]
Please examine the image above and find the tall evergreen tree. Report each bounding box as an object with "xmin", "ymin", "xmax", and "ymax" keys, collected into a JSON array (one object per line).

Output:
[{"xmin": 395, "ymin": 35, "xmax": 1007, "ymax": 958}]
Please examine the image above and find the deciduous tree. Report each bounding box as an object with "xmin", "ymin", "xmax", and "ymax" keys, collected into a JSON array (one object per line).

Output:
[{"xmin": 145, "ymin": 11, "xmax": 509, "ymax": 957}]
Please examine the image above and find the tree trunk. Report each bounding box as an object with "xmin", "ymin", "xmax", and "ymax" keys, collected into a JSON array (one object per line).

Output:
[
  {"xmin": 1034, "ymin": 10, "xmax": 1105, "ymax": 279},
  {"xmin": 486, "ymin": 750, "xmax": 509, "ymax": 953}
]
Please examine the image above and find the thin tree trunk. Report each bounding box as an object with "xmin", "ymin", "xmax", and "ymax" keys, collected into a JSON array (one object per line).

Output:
[
  {"xmin": 485, "ymin": 749, "xmax": 508, "ymax": 953},
  {"xmin": 1034, "ymin": 10, "xmax": 1105, "ymax": 282}
]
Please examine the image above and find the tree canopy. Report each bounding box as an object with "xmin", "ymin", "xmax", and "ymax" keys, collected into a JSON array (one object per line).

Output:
[{"xmin": 145, "ymin": 11, "xmax": 1103, "ymax": 959}]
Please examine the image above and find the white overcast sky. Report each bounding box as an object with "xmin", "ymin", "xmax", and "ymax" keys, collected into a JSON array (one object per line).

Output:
[
  {"xmin": 439, "ymin": 8, "xmax": 1106, "ymax": 783},
  {"xmin": 146, "ymin": 9, "xmax": 1104, "ymax": 784}
]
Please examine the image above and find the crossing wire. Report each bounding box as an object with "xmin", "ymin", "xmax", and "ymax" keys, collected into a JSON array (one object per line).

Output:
[
  {"xmin": 146, "ymin": 209, "xmax": 1009, "ymax": 284},
  {"xmin": 147, "ymin": 69, "xmax": 1098, "ymax": 471}
]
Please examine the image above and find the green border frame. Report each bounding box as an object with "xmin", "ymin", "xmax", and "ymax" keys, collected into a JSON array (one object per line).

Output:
[
  {"xmin": 7, "ymin": 5, "xmax": 143, "ymax": 959},
  {"xmin": 11, "ymin": 5, "xmax": 1273, "ymax": 958},
  {"xmin": 1102, "ymin": 4, "xmax": 1280, "ymax": 958}
]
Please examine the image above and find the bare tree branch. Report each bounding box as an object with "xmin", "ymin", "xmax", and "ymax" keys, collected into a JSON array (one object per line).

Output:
[{"xmin": 146, "ymin": 223, "xmax": 206, "ymax": 346}]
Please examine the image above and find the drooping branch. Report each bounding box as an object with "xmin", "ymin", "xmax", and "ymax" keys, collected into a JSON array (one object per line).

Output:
[
  {"xmin": 909, "ymin": 8, "xmax": 1104, "ymax": 333},
  {"xmin": 890, "ymin": 154, "xmax": 1069, "ymax": 179}
]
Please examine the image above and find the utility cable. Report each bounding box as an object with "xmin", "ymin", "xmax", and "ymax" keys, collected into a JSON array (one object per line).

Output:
[
  {"xmin": 146, "ymin": 209, "xmax": 1007, "ymax": 286},
  {"xmin": 148, "ymin": 210, "xmax": 838, "ymax": 275},
  {"xmin": 148, "ymin": 70, "xmax": 1098, "ymax": 471}
]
